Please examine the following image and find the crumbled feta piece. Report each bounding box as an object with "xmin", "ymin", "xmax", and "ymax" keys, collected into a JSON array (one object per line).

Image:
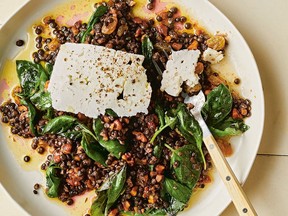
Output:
[
  {"xmin": 160, "ymin": 49, "xmax": 201, "ymax": 97},
  {"xmin": 202, "ymin": 47, "xmax": 224, "ymax": 64},
  {"xmin": 48, "ymin": 43, "xmax": 152, "ymax": 117}
]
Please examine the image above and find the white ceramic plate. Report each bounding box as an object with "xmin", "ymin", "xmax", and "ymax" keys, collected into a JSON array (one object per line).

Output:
[{"xmin": 0, "ymin": 0, "xmax": 264, "ymax": 215}]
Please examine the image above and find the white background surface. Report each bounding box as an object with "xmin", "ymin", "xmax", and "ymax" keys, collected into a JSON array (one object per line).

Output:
[{"xmin": 0, "ymin": 0, "xmax": 288, "ymax": 215}]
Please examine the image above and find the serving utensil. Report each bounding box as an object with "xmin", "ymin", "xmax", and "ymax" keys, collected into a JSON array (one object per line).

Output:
[{"xmin": 184, "ymin": 91, "xmax": 257, "ymax": 216}]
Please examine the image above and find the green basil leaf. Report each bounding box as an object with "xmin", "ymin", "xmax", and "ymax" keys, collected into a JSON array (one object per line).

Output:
[
  {"xmin": 166, "ymin": 198, "xmax": 186, "ymax": 215},
  {"xmin": 20, "ymin": 99, "xmax": 37, "ymax": 136},
  {"xmin": 164, "ymin": 178, "xmax": 191, "ymax": 204},
  {"xmin": 90, "ymin": 191, "xmax": 108, "ymax": 216},
  {"xmin": 105, "ymin": 164, "xmax": 127, "ymax": 214},
  {"xmin": 105, "ymin": 109, "xmax": 118, "ymax": 117},
  {"xmin": 30, "ymin": 90, "xmax": 52, "ymax": 111},
  {"xmin": 16, "ymin": 60, "xmax": 48, "ymax": 97},
  {"xmin": 45, "ymin": 62, "xmax": 53, "ymax": 77},
  {"xmin": 81, "ymin": 132, "xmax": 108, "ymax": 166},
  {"xmin": 165, "ymin": 144, "xmax": 202, "ymax": 189},
  {"xmin": 150, "ymin": 115, "xmax": 177, "ymax": 143},
  {"xmin": 202, "ymin": 84, "xmax": 233, "ymax": 125},
  {"xmin": 176, "ymin": 103, "xmax": 205, "ymax": 168},
  {"xmin": 155, "ymin": 104, "xmax": 165, "ymax": 127},
  {"xmin": 153, "ymin": 143, "xmax": 162, "ymax": 159},
  {"xmin": 43, "ymin": 107, "xmax": 54, "ymax": 120},
  {"xmin": 142, "ymin": 35, "xmax": 153, "ymax": 61},
  {"xmin": 210, "ymin": 117, "xmax": 249, "ymax": 137},
  {"xmin": 43, "ymin": 115, "xmax": 77, "ymax": 134},
  {"xmin": 93, "ymin": 118, "xmax": 126, "ymax": 159},
  {"xmin": 61, "ymin": 130, "xmax": 82, "ymax": 140},
  {"xmin": 80, "ymin": 5, "xmax": 108, "ymax": 43},
  {"xmin": 46, "ymin": 163, "xmax": 62, "ymax": 198}
]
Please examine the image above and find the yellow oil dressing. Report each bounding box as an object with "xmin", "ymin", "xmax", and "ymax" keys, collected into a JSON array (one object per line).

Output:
[{"xmin": 0, "ymin": 0, "xmax": 239, "ymax": 215}]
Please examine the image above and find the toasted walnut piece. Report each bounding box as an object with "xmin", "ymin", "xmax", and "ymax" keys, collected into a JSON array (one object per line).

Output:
[
  {"xmin": 232, "ymin": 108, "xmax": 243, "ymax": 120},
  {"xmin": 123, "ymin": 201, "xmax": 131, "ymax": 211},
  {"xmin": 12, "ymin": 86, "xmax": 22, "ymax": 105},
  {"xmin": 18, "ymin": 105, "xmax": 28, "ymax": 112},
  {"xmin": 206, "ymin": 35, "xmax": 226, "ymax": 51},
  {"xmin": 155, "ymin": 165, "xmax": 165, "ymax": 174},
  {"xmin": 130, "ymin": 186, "xmax": 138, "ymax": 196},
  {"xmin": 77, "ymin": 112, "xmax": 88, "ymax": 121},
  {"xmin": 112, "ymin": 119, "xmax": 122, "ymax": 131},
  {"xmin": 188, "ymin": 40, "xmax": 198, "ymax": 50},
  {"xmin": 195, "ymin": 62, "xmax": 204, "ymax": 74},
  {"xmin": 148, "ymin": 195, "xmax": 158, "ymax": 204},
  {"xmin": 165, "ymin": 36, "xmax": 172, "ymax": 43},
  {"xmin": 150, "ymin": 171, "xmax": 157, "ymax": 177},
  {"xmin": 171, "ymin": 42, "xmax": 183, "ymax": 51},
  {"xmin": 47, "ymin": 38, "xmax": 61, "ymax": 51},
  {"xmin": 155, "ymin": 174, "xmax": 164, "ymax": 182},
  {"xmin": 71, "ymin": 26, "xmax": 79, "ymax": 35},
  {"xmin": 132, "ymin": 131, "xmax": 148, "ymax": 142},
  {"xmin": 108, "ymin": 208, "xmax": 119, "ymax": 216}
]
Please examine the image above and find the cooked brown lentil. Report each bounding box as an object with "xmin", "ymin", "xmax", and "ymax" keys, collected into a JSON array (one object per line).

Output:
[
  {"xmin": 16, "ymin": 39, "xmax": 25, "ymax": 46},
  {"xmin": 24, "ymin": 155, "xmax": 30, "ymax": 162}
]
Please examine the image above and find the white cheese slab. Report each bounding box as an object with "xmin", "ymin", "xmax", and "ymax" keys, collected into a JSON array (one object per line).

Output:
[
  {"xmin": 160, "ymin": 49, "xmax": 201, "ymax": 97},
  {"xmin": 48, "ymin": 43, "xmax": 152, "ymax": 117}
]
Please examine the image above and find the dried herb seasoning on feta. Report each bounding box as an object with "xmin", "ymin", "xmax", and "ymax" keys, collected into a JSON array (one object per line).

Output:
[{"xmin": 48, "ymin": 43, "xmax": 152, "ymax": 117}]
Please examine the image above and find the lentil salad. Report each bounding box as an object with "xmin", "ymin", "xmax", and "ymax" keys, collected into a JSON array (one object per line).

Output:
[{"xmin": 0, "ymin": 0, "xmax": 252, "ymax": 215}]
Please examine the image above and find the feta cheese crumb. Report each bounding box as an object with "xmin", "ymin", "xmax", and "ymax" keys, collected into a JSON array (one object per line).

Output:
[
  {"xmin": 202, "ymin": 47, "xmax": 224, "ymax": 64},
  {"xmin": 160, "ymin": 49, "xmax": 201, "ymax": 97},
  {"xmin": 48, "ymin": 43, "xmax": 152, "ymax": 117}
]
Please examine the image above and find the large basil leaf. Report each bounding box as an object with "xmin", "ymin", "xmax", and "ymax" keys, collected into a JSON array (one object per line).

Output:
[
  {"xmin": 165, "ymin": 144, "xmax": 202, "ymax": 189},
  {"xmin": 81, "ymin": 132, "xmax": 108, "ymax": 166},
  {"xmin": 176, "ymin": 103, "xmax": 205, "ymax": 167},
  {"xmin": 80, "ymin": 5, "xmax": 108, "ymax": 43},
  {"xmin": 42, "ymin": 115, "xmax": 77, "ymax": 134},
  {"xmin": 93, "ymin": 118, "xmax": 126, "ymax": 159},
  {"xmin": 210, "ymin": 117, "xmax": 249, "ymax": 137},
  {"xmin": 46, "ymin": 163, "xmax": 62, "ymax": 198},
  {"xmin": 164, "ymin": 178, "xmax": 191, "ymax": 204},
  {"xmin": 105, "ymin": 165, "xmax": 127, "ymax": 214},
  {"xmin": 202, "ymin": 84, "xmax": 233, "ymax": 125},
  {"xmin": 90, "ymin": 191, "xmax": 108, "ymax": 216},
  {"xmin": 16, "ymin": 60, "xmax": 47, "ymax": 97}
]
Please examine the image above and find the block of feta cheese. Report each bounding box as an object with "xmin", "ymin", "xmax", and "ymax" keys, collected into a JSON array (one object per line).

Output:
[
  {"xmin": 160, "ymin": 49, "xmax": 201, "ymax": 97},
  {"xmin": 48, "ymin": 43, "xmax": 152, "ymax": 117},
  {"xmin": 202, "ymin": 47, "xmax": 224, "ymax": 64}
]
